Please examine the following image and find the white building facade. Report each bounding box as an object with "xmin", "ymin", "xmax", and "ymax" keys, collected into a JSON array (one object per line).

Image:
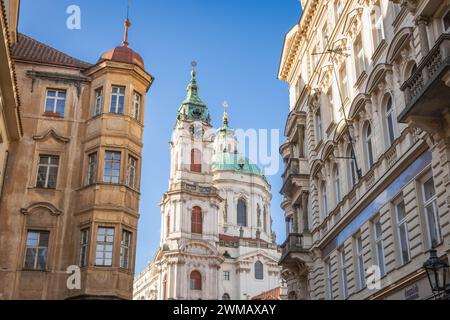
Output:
[
  {"xmin": 134, "ymin": 70, "xmax": 281, "ymax": 300},
  {"xmin": 278, "ymin": 0, "xmax": 450, "ymax": 300}
]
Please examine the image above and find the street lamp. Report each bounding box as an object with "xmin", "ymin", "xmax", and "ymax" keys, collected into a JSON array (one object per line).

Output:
[{"xmin": 423, "ymin": 249, "xmax": 450, "ymax": 299}]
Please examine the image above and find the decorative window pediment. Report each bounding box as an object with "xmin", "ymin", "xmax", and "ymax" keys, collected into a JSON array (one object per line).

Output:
[
  {"xmin": 33, "ymin": 128, "xmax": 70, "ymax": 144},
  {"xmin": 21, "ymin": 202, "xmax": 62, "ymax": 216}
]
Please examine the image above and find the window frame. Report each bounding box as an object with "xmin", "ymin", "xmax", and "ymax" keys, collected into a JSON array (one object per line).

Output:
[
  {"xmin": 24, "ymin": 230, "xmax": 50, "ymax": 271},
  {"xmin": 95, "ymin": 227, "xmax": 115, "ymax": 267},
  {"xmin": 44, "ymin": 89, "xmax": 66, "ymax": 117},
  {"xmin": 190, "ymin": 270, "xmax": 202, "ymax": 291},
  {"xmin": 120, "ymin": 229, "xmax": 132, "ymax": 270},
  {"xmin": 395, "ymin": 198, "xmax": 411, "ymax": 265},
  {"xmin": 355, "ymin": 234, "xmax": 366, "ymax": 290},
  {"xmin": 93, "ymin": 87, "xmax": 103, "ymax": 116},
  {"xmin": 237, "ymin": 198, "xmax": 247, "ymax": 227},
  {"xmin": 384, "ymin": 96, "xmax": 397, "ymax": 146},
  {"xmin": 132, "ymin": 91, "xmax": 142, "ymax": 121},
  {"xmin": 79, "ymin": 228, "xmax": 90, "ymax": 268},
  {"xmin": 36, "ymin": 155, "xmax": 60, "ymax": 189},
  {"xmin": 191, "ymin": 206, "xmax": 203, "ymax": 235},
  {"xmin": 421, "ymin": 175, "xmax": 441, "ymax": 249},
  {"xmin": 334, "ymin": 165, "xmax": 341, "ymax": 205},
  {"xmin": 443, "ymin": 9, "xmax": 450, "ymax": 32},
  {"xmin": 255, "ymin": 260, "xmax": 264, "ymax": 280},
  {"xmin": 223, "ymin": 271, "xmax": 230, "ymax": 281},
  {"xmin": 110, "ymin": 86, "xmax": 126, "ymax": 114},
  {"xmin": 103, "ymin": 151, "xmax": 122, "ymax": 184},
  {"xmin": 373, "ymin": 217, "xmax": 385, "ymax": 276},
  {"xmin": 339, "ymin": 248, "xmax": 348, "ymax": 299},
  {"xmin": 87, "ymin": 152, "xmax": 98, "ymax": 186},
  {"xmin": 370, "ymin": 3, "xmax": 385, "ymax": 50},
  {"xmin": 126, "ymin": 155, "xmax": 138, "ymax": 189},
  {"xmin": 364, "ymin": 122, "xmax": 375, "ymax": 170}
]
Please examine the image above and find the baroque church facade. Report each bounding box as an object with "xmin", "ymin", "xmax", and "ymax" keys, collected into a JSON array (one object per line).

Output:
[{"xmin": 133, "ymin": 69, "xmax": 281, "ymax": 300}]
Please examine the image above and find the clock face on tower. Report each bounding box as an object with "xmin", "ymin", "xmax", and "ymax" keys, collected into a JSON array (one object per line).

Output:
[{"xmin": 191, "ymin": 107, "xmax": 203, "ymax": 120}]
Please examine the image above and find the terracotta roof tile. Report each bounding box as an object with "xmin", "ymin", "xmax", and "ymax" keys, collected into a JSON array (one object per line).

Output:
[
  {"xmin": 251, "ymin": 287, "xmax": 282, "ymax": 300},
  {"xmin": 11, "ymin": 33, "xmax": 92, "ymax": 69}
]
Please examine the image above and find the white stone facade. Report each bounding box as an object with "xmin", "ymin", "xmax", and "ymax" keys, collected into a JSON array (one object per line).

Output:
[
  {"xmin": 278, "ymin": 0, "xmax": 450, "ymax": 300},
  {"xmin": 134, "ymin": 72, "xmax": 281, "ymax": 300}
]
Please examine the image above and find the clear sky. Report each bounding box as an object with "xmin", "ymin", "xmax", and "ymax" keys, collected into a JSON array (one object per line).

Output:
[{"xmin": 18, "ymin": 0, "xmax": 300, "ymax": 274}]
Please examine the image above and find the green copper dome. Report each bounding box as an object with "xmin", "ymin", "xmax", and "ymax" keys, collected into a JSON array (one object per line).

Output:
[
  {"xmin": 212, "ymin": 152, "xmax": 265, "ymax": 177},
  {"xmin": 177, "ymin": 70, "xmax": 211, "ymax": 124}
]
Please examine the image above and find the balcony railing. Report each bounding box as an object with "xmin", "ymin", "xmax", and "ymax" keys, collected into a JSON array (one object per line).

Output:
[
  {"xmin": 280, "ymin": 233, "xmax": 304, "ymax": 258},
  {"xmin": 401, "ymin": 33, "xmax": 450, "ymax": 106}
]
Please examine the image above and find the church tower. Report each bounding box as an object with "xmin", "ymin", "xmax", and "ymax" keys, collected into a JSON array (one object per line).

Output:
[{"xmin": 156, "ymin": 66, "xmax": 223, "ymax": 300}]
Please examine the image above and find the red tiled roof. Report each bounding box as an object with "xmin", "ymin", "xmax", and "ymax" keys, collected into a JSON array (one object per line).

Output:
[
  {"xmin": 11, "ymin": 33, "xmax": 92, "ymax": 69},
  {"xmin": 251, "ymin": 287, "xmax": 282, "ymax": 300}
]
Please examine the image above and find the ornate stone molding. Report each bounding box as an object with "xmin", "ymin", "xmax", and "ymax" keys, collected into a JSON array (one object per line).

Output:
[
  {"xmin": 21, "ymin": 202, "xmax": 62, "ymax": 216},
  {"xmin": 33, "ymin": 128, "xmax": 70, "ymax": 144}
]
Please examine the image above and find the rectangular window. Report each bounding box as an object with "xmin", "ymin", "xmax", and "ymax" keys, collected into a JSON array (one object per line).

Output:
[
  {"xmin": 110, "ymin": 86, "xmax": 125, "ymax": 114},
  {"xmin": 355, "ymin": 235, "xmax": 365, "ymax": 289},
  {"xmin": 94, "ymin": 87, "xmax": 103, "ymax": 116},
  {"xmin": 120, "ymin": 230, "xmax": 132, "ymax": 269},
  {"xmin": 340, "ymin": 248, "xmax": 348, "ymax": 299},
  {"xmin": 79, "ymin": 228, "xmax": 90, "ymax": 267},
  {"xmin": 325, "ymin": 259, "xmax": 333, "ymax": 300},
  {"xmin": 96, "ymin": 227, "xmax": 114, "ymax": 266},
  {"xmin": 395, "ymin": 199, "xmax": 410, "ymax": 265},
  {"xmin": 354, "ymin": 35, "xmax": 365, "ymax": 78},
  {"xmin": 24, "ymin": 230, "xmax": 49, "ymax": 270},
  {"xmin": 224, "ymin": 271, "xmax": 230, "ymax": 281},
  {"xmin": 103, "ymin": 151, "xmax": 121, "ymax": 184},
  {"xmin": 132, "ymin": 92, "xmax": 141, "ymax": 120},
  {"xmin": 315, "ymin": 112, "xmax": 323, "ymax": 143},
  {"xmin": 422, "ymin": 177, "xmax": 441, "ymax": 248},
  {"xmin": 45, "ymin": 89, "xmax": 66, "ymax": 117},
  {"xmin": 373, "ymin": 218, "xmax": 385, "ymax": 276},
  {"xmin": 87, "ymin": 153, "xmax": 98, "ymax": 185},
  {"xmin": 339, "ymin": 64, "xmax": 348, "ymax": 102},
  {"xmin": 126, "ymin": 155, "xmax": 138, "ymax": 189},
  {"xmin": 36, "ymin": 155, "xmax": 59, "ymax": 189}
]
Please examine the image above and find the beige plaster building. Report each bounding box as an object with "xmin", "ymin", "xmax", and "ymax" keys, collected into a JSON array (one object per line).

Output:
[
  {"xmin": 0, "ymin": 0, "xmax": 21, "ymax": 202},
  {"xmin": 0, "ymin": 13, "xmax": 153, "ymax": 299},
  {"xmin": 278, "ymin": 0, "xmax": 450, "ymax": 300}
]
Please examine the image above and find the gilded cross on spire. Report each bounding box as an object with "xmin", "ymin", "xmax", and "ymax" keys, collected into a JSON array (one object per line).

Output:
[
  {"xmin": 222, "ymin": 100, "xmax": 229, "ymax": 128},
  {"xmin": 191, "ymin": 60, "xmax": 197, "ymax": 78}
]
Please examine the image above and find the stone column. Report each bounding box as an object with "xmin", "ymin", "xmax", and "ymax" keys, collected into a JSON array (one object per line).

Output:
[
  {"xmin": 302, "ymin": 192, "xmax": 310, "ymax": 232},
  {"xmin": 293, "ymin": 205, "xmax": 300, "ymax": 233}
]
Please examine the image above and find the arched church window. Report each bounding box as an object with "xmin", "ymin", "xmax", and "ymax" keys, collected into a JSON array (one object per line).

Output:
[
  {"xmin": 222, "ymin": 293, "xmax": 230, "ymax": 300},
  {"xmin": 255, "ymin": 261, "xmax": 264, "ymax": 280},
  {"xmin": 190, "ymin": 149, "xmax": 202, "ymax": 173},
  {"xmin": 191, "ymin": 206, "xmax": 203, "ymax": 234},
  {"xmin": 237, "ymin": 199, "xmax": 247, "ymax": 227},
  {"xmin": 263, "ymin": 207, "xmax": 267, "ymax": 232},
  {"xmin": 257, "ymin": 204, "xmax": 261, "ymax": 228},
  {"xmin": 190, "ymin": 270, "xmax": 202, "ymax": 290}
]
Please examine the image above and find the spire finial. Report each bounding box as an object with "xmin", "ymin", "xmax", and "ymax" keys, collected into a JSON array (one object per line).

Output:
[
  {"xmin": 222, "ymin": 100, "xmax": 229, "ymax": 128},
  {"xmin": 191, "ymin": 60, "xmax": 197, "ymax": 78},
  {"xmin": 123, "ymin": 0, "xmax": 132, "ymax": 47}
]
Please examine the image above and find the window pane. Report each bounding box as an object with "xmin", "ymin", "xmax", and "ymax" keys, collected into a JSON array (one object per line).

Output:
[
  {"xmin": 24, "ymin": 248, "xmax": 36, "ymax": 269},
  {"xmin": 396, "ymin": 201, "xmax": 406, "ymax": 221},
  {"xmin": 37, "ymin": 248, "xmax": 48, "ymax": 270},
  {"xmin": 423, "ymin": 178, "xmax": 435, "ymax": 201}
]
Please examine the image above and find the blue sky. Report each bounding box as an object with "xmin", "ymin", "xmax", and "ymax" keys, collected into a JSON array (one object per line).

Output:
[{"xmin": 19, "ymin": 0, "xmax": 300, "ymax": 274}]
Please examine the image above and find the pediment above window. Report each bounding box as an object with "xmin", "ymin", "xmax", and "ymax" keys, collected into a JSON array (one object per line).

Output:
[
  {"xmin": 21, "ymin": 202, "xmax": 62, "ymax": 216},
  {"xmin": 33, "ymin": 128, "xmax": 70, "ymax": 144}
]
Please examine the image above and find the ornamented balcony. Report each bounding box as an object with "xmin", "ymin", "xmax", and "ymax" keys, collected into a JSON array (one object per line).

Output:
[
  {"xmin": 399, "ymin": 33, "xmax": 450, "ymax": 126},
  {"xmin": 280, "ymin": 158, "xmax": 309, "ymax": 195},
  {"xmin": 279, "ymin": 233, "xmax": 309, "ymax": 265}
]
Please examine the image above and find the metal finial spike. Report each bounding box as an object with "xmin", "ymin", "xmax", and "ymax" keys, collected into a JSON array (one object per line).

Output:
[
  {"xmin": 191, "ymin": 61, "xmax": 197, "ymax": 77},
  {"xmin": 223, "ymin": 100, "xmax": 229, "ymax": 110}
]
